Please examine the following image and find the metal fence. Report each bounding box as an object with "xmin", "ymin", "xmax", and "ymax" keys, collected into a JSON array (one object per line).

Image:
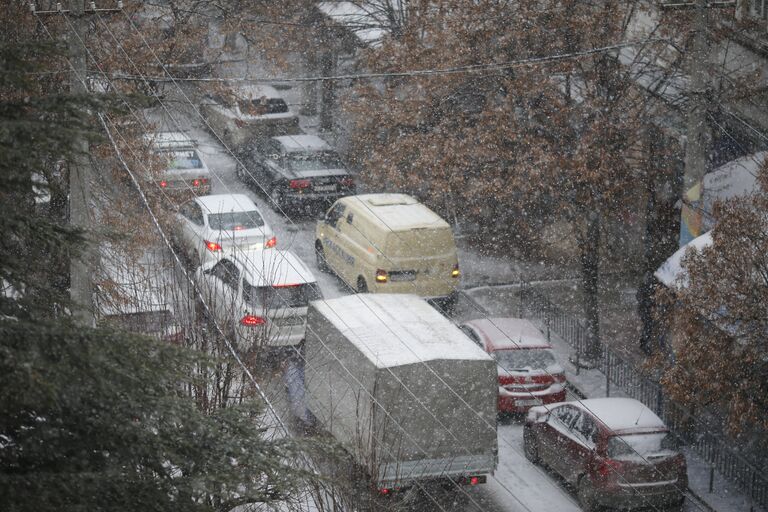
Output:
[{"xmin": 518, "ymin": 283, "xmax": 768, "ymax": 510}]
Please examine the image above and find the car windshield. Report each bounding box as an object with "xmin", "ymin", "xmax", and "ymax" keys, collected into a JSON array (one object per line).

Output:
[
  {"xmin": 607, "ymin": 432, "xmax": 679, "ymax": 459},
  {"xmin": 493, "ymin": 348, "xmax": 557, "ymax": 371},
  {"xmin": 163, "ymin": 150, "xmax": 202, "ymax": 170},
  {"xmin": 285, "ymin": 154, "xmax": 345, "ymax": 171},
  {"xmin": 244, "ymin": 282, "xmax": 322, "ymax": 309},
  {"xmin": 207, "ymin": 211, "xmax": 265, "ymax": 230},
  {"xmin": 238, "ymin": 98, "xmax": 288, "ymax": 115}
]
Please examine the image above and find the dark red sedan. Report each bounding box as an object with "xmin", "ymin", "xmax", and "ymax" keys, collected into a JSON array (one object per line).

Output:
[
  {"xmin": 459, "ymin": 318, "xmax": 567, "ymax": 415},
  {"xmin": 524, "ymin": 398, "xmax": 688, "ymax": 511}
]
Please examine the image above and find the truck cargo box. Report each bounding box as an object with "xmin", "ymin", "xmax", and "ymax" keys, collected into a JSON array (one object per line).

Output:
[{"xmin": 304, "ymin": 294, "xmax": 497, "ymax": 488}]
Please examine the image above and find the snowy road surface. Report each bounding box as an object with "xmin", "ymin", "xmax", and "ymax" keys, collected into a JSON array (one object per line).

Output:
[{"xmin": 150, "ymin": 98, "xmax": 699, "ymax": 512}]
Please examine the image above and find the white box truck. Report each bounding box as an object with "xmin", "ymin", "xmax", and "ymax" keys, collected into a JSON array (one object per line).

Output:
[{"xmin": 304, "ymin": 293, "xmax": 498, "ymax": 492}]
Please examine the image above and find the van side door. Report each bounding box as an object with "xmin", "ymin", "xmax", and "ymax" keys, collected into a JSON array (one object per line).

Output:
[{"xmin": 320, "ymin": 202, "xmax": 351, "ymax": 279}]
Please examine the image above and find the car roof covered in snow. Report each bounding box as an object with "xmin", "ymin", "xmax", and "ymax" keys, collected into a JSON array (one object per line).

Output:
[
  {"xmin": 654, "ymin": 231, "xmax": 713, "ymax": 288},
  {"xmin": 194, "ymin": 194, "xmax": 258, "ymax": 214},
  {"xmin": 572, "ymin": 398, "xmax": 667, "ymax": 433},
  {"xmin": 312, "ymin": 294, "xmax": 492, "ymax": 369},
  {"xmin": 273, "ymin": 134, "xmax": 333, "ymax": 153},
  {"xmin": 233, "ymin": 249, "xmax": 316, "ymax": 288},
  {"xmin": 234, "ymin": 84, "xmax": 282, "ymax": 99},
  {"xmin": 146, "ymin": 131, "xmax": 195, "ymax": 150},
  {"xmin": 342, "ymin": 194, "xmax": 450, "ymax": 231},
  {"xmin": 462, "ymin": 317, "xmax": 550, "ymax": 351}
]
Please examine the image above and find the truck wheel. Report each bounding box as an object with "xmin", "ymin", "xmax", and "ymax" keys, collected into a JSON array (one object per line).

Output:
[
  {"xmin": 357, "ymin": 277, "xmax": 368, "ymax": 293},
  {"xmin": 523, "ymin": 428, "xmax": 539, "ymax": 463},
  {"xmin": 315, "ymin": 241, "xmax": 329, "ymax": 272}
]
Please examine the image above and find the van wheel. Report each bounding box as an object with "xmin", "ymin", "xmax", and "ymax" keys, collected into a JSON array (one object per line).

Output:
[
  {"xmin": 315, "ymin": 241, "xmax": 329, "ymax": 273},
  {"xmin": 356, "ymin": 277, "xmax": 368, "ymax": 293}
]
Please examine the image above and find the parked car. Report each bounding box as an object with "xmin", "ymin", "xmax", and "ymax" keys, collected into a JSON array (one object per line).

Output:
[
  {"xmin": 174, "ymin": 194, "xmax": 275, "ymax": 266},
  {"xmin": 200, "ymin": 85, "xmax": 299, "ymax": 149},
  {"xmin": 146, "ymin": 131, "xmax": 211, "ymax": 195},
  {"xmin": 95, "ymin": 245, "xmax": 187, "ymax": 343},
  {"xmin": 315, "ymin": 194, "xmax": 460, "ymax": 309},
  {"xmin": 196, "ymin": 249, "xmax": 320, "ymax": 349},
  {"xmin": 524, "ymin": 398, "xmax": 688, "ymax": 511},
  {"xmin": 459, "ymin": 318, "xmax": 566, "ymax": 415},
  {"xmin": 239, "ymin": 134, "xmax": 355, "ymax": 212}
]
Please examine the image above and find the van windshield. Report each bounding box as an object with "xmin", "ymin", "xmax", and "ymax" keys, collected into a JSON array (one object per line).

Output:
[
  {"xmin": 244, "ymin": 282, "xmax": 322, "ymax": 309},
  {"xmin": 384, "ymin": 227, "xmax": 454, "ymax": 258}
]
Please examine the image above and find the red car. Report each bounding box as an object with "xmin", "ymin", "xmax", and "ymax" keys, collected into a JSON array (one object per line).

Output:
[
  {"xmin": 459, "ymin": 318, "xmax": 566, "ymax": 414},
  {"xmin": 524, "ymin": 398, "xmax": 688, "ymax": 511}
]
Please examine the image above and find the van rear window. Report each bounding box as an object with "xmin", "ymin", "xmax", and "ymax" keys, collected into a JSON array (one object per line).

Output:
[{"xmin": 384, "ymin": 227, "xmax": 455, "ymax": 258}]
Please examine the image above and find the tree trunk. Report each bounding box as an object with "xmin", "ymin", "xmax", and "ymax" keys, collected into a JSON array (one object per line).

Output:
[{"xmin": 580, "ymin": 211, "xmax": 601, "ymax": 362}]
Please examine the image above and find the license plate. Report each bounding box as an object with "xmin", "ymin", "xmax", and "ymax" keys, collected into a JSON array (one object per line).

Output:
[
  {"xmin": 389, "ymin": 271, "xmax": 417, "ymax": 282},
  {"xmin": 313, "ymin": 184, "xmax": 336, "ymax": 192},
  {"xmin": 516, "ymin": 399, "xmax": 543, "ymax": 406}
]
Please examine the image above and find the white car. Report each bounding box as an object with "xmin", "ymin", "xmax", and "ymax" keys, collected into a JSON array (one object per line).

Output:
[
  {"xmin": 196, "ymin": 249, "xmax": 321, "ymax": 349},
  {"xmin": 146, "ymin": 132, "xmax": 211, "ymax": 195},
  {"xmin": 200, "ymin": 85, "xmax": 300, "ymax": 149},
  {"xmin": 175, "ymin": 194, "xmax": 275, "ymax": 266}
]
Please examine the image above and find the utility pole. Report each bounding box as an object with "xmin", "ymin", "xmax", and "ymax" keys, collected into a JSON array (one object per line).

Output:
[
  {"xmin": 680, "ymin": 0, "xmax": 711, "ymax": 245},
  {"xmin": 32, "ymin": 1, "xmax": 121, "ymax": 323},
  {"xmin": 68, "ymin": 0, "xmax": 95, "ymax": 325}
]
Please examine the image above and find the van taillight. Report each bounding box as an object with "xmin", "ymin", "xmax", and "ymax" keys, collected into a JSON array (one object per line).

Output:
[
  {"xmin": 451, "ymin": 263, "xmax": 460, "ymax": 278},
  {"xmin": 290, "ymin": 179, "xmax": 310, "ymax": 189},
  {"xmin": 265, "ymin": 236, "xmax": 277, "ymax": 248},
  {"xmin": 375, "ymin": 269, "xmax": 388, "ymax": 283},
  {"xmin": 240, "ymin": 315, "xmax": 266, "ymax": 326}
]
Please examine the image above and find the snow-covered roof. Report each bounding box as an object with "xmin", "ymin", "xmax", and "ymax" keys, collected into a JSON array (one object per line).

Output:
[
  {"xmin": 572, "ymin": 398, "xmax": 667, "ymax": 433},
  {"xmin": 463, "ymin": 317, "xmax": 550, "ymax": 351},
  {"xmin": 345, "ymin": 194, "xmax": 450, "ymax": 231},
  {"xmin": 146, "ymin": 131, "xmax": 195, "ymax": 150},
  {"xmin": 234, "ymin": 84, "xmax": 282, "ymax": 99},
  {"xmin": 703, "ymin": 151, "xmax": 767, "ymax": 211},
  {"xmin": 654, "ymin": 232, "xmax": 713, "ymax": 288},
  {"xmin": 317, "ymin": 2, "xmax": 387, "ymax": 47},
  {"xmin": 195, "ymin": 194, "xmax": 258, "ymax": 214},
  {"xmin": 273, "ymin": 134, "xmax": 332, "ymax": 153},
  {"xmin": 313, "ymin": 294, "xmax": 492, "ymax": 368},
  {"xmin": 235, "ymin": 249, "xmax": 316, "ymax": 287}
]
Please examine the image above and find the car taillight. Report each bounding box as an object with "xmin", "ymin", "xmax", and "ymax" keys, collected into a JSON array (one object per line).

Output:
[
  {"xmin": 240, "ymin": 314, "xmax": 266, "ymax": 326},
  {"xmin": 265, "ymin": 236, "xmax": 277, "ymax": 248},
  {"xmin": 192, "ymin": 179, "xmax": 200, "ymax": 187},
  {"xmin": 451, "ymin": 263, "xmax": 460, "ymax": 278},
  {"xmin": 289, "ymin": 179, "xmax": 310, "ymax": 189},
  {"xmin": 375, "ymin": 269, "xmax": 388, "ymax": 283},
  {"xmin": 597, "ymin": 458, "xmax": 624, "ymax": 479},
  {"xmin": 341, "ymin": 176, "xmax": 354, "ymax": 187},
  {"xmin": 159, "ymin": 180, "xmax": 168, "ymax": 188},
  {"xmin": 205, "ymin": 240, "xmax": 222, "ymax": 252}
]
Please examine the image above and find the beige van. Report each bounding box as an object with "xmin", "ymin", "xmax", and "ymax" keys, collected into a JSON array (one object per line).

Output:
[{"xmin": 315, "ymin": 194, "xmax": 460, "ymax": 308}]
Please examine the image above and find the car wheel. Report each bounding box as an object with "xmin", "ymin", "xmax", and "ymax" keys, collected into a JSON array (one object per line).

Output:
[
  {"xmin": 577, "ymin": 477, "xmax": 600, "ymax": 512},
  {"xmin": 315, "ymin": 241, "xmax": 329, "ymax": 273},
  {"xmin": 269, "ymin": 186, "xmax": 283, "ymax": 211},
  {"xmin": 356, "ymin": 277, "xmax": 368, "ymax": 293},
  {"xmin": 523, "ymin": 427, "xmax": 539, "ymax": 463}
]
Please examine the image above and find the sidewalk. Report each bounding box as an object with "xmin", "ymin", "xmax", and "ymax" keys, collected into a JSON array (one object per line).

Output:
[{"xmin": 464, "ymin": 282, "xmax": 764, "ymax": 512}]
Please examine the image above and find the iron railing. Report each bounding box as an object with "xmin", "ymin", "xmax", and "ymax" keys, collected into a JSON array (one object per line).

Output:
[{"xmin": 518, "ymin": 283, "xmax": 767, "ymax": 509}]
